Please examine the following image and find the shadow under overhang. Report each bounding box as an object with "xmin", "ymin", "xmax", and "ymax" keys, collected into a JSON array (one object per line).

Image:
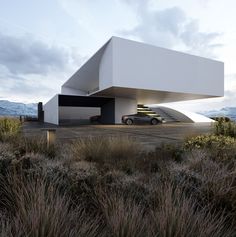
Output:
[{"xmin": 92, "ymin": 87, "xmax": 221, "ymax": 104}]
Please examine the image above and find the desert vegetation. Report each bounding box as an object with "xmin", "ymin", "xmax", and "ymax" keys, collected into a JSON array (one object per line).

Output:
[
  {"xmin": 0, "ymin": 117, "xmax": 21, "ymax": 142},
  {"xmin": 0, "ymin": 117, "xmax": 236, "ymax": 236}
]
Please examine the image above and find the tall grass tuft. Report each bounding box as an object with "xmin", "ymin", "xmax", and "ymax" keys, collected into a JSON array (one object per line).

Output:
[
  {"xmin": 0, "ymin": 172, "xmax": 104, "ymax": 237},
  {"xmin": 11, "ymin": 136, "xmax": 57, "ymax": 158},
  {"xmin": 96, "ymin": 190, "xmax": 147, "ymax": 237},
  {"xmin": 178, "ymin": 151, "xmax": 236, "ymax": 219},
  {"xmin": 0, "ymin": 117, "xmax": 21, "ymax": 141},
  {"xmin": 149, "ymin": 182, "xmax": 234, "ymax": 237},
  {"xmin": 70, "ymin": 136, "xmax": 140, "ymax": 172}
]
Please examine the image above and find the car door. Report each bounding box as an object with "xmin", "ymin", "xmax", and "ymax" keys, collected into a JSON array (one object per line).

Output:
[
  {"xmin": 133, "ymin": 114, "xmax": 141, "ymax": 123},
  {"xmin": 142, "ymin": 114, "xmax": 151, "ymax": 123},
  {"xmin": 136, "ymin": 113, "xmax": 147, "ymax": 124}
]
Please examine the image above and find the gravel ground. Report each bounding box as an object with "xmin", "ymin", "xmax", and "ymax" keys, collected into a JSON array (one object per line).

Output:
[{"xmin": 22, "ymin": 122, "xmax": 213, "ymax": 150}]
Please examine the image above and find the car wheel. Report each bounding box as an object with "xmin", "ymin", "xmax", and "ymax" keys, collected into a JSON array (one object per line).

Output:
[
  {"xmin": 150, "ymin": 118, "xmax": 159, "ymax": 125},
  {"xmin": 126, "ymin": 118, "xmax": 133, "ymax": 125}
]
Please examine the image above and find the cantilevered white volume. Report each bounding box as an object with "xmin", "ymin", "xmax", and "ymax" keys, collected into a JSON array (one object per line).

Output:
[{"xmin": 44, "ymin": 36, "xmax": 224, "ymax": 125}]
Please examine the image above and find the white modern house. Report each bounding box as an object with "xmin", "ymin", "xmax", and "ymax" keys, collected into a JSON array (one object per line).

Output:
[{"xmin": 43, "ymin": 36, "xmax": 224, "ymax": 125}]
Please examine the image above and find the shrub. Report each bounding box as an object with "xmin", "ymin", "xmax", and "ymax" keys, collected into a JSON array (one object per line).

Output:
[
  {"xmin": 184, "ymin": 134, "xmax": 235, "ymax": 150},
  {"xmin": 214, "ymin": 117, "xmax": 236, "ymax": 137},
  {"xmin": 0, "ymin": 117, "xmax": 21, "ymax": 141},
  {"xmin": 70, "ymin": 136, "xmax": 140, "ymax": 172},
  {"xmin": 120, "ymin": 143, "xmax": 184, "ymax": 176},
  {"xmin": 184, "ymin": 134, "xmax": 236, "ymax": 162}
]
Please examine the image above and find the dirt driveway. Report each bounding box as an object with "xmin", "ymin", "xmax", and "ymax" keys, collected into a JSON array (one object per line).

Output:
[{"xmin": 22, "ymin": 122, "xmax": 213, "ymax": 150}]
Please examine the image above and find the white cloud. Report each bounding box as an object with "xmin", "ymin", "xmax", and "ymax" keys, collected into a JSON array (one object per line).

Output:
[
  {"xmin": 58, "ymin": 0, "xmax": 223, "ymax": 59},
  {"xmin": 59, "ymin": 0, "xmax": 138, "ymax": 51},
  {"xmin": 0, "ymin": 32, "xmax": 85, "ymax": 103},
  {"xmin": 121, "ymin": 3, "xmax": 222, "ymax": 58},
  {"xmin": 0, "ymin": 32, "xmax": 70, "ymax": 75}
]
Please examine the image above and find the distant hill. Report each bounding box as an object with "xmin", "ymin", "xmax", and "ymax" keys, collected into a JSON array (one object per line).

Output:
[
  {"xmin": 199, "ymin": 107, "xmax": 236, "ymax": 121},
  {"xmin": 0, "ymin": 100, "xmax": 37, "ymax": 116},
  {"xmin": 0, "ymin": 100, "xmax": 235, "ymax": 121}
]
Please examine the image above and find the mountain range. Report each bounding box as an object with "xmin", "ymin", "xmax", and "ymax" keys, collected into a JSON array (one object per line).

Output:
[
  {"xmin": 199, "ymin": 107, "xmax": 236, "ymax": 121},
  {"xmin": 0, "ymin": 100, "xmax": 236, "ymax": 121},
  {"xmin": 0, "ymin": 100, "xmax": 37, "ymax": 116}
]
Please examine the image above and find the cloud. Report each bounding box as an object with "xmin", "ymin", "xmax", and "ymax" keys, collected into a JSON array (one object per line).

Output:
[
  {"xmin": 0, "ymin": 1, "xmax": 225, "ymax": 105},
  {"xmin": 0, "ymin": 71, "xmax": 58, "ymax": 102},
  {"xmin": 180, "ymin": 20, "xmax": 222, "ymax": 56},
  {"xmin": 0, "ymin": 32, "xmax": 70, "ymax": 75},
  {"xmin": 58, "ymin": 0, "xmax": 139, "ymax": 52},
  {"xmin": 221, "ymin": 83, "xmax": 236, "ymax": 107},
  {"xmin": 121, "ymin": 2, "xmax": 222, "ymax": 58},
  {"xmin": 0, "ymin": 31, "xmax": 85, "ymax": 102},
  {"xmin": 59, "ymin": 0, "xmax": 222, "ymax": 58}
]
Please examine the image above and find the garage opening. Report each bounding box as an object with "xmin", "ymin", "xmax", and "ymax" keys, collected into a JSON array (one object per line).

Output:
[{"xmin": 58, "ymin": 95, "xmax": 115, "ymax": 125}]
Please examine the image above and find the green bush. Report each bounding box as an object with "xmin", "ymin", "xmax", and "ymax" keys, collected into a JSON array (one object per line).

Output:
[
  {"xmin": 184, "ymin": 134, "xmax": 235, "ymax": 150},
  {"xmin": 0, "ymin": 117, "xmax": 21, "ymax": 141},
  {"xmin": 184, "ymin": 135, "xmax": 236, "ymax": 162},
  {"xmin": 214, "ymin": 117, "xmax": 236, "ymax": 137}
]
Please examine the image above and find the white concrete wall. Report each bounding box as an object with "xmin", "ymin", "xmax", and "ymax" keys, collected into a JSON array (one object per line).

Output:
[
  {"xmin": 115, "ymin": 97, "xmax": 137, "ymax": 123},
  {"xmin": 59, "ymin": 107, "xmax": 100, "ymax": 120},
  {"xmin": 99, "ymin": 39, "xmax": 113, "ymax": 91},
  {"xmin": 60, "ymin": 36, "xmax": 223, "ymax": 102},
  {"xmin": 112, "ymin": 37, "xmax": 224, "ymax": 97},
  {"xmin": 62, "ymin": 41, "xmax": 110, "ymax": 94},
  {"xmin": 44, "ymin": 94, "xmax": 59, "ymax": 125},
  {"xmin": 61, "ymin": 86, "xmax": 87, "ymax": 96}
]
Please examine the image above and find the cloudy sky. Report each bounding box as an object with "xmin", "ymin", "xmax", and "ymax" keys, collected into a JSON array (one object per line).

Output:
[{"xmin": 0, "ymin": 0, "xmax": 236, "ymax": 111}]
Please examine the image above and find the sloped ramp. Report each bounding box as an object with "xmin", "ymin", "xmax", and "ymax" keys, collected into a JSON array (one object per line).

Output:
[{"xmin": 150, "ymin": 106, "xmax": 214, "ymax": 123}]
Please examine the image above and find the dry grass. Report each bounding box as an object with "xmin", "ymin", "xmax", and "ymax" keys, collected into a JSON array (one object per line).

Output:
[
  {"xmin": 149, "ymin": 182, "xmax": 233, "ymax": 237},
  {"xmin": 0, "ymin": 173, "xmax": 104, "ymax": 237},
  {"xmin": 7, "ymin": 135, "xmax": 57, "ymax": 158},
  {"xmin": 0, "ymin": 132, "xmax": 236, "ymax": 236},
  {"xmin": 96, "ymin": 190, "xmax": 147, "ymax": 237},
  {"xmin": 0, "ymin": 117, "xmax": 21, "ymax": 141},
  {"xmin": 70, "ymin": 136, "xmax": 140, "ymax": 172},
  {"xmin": 179, "ymin": 150, "xmax": 236, "ymax": 219}
]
